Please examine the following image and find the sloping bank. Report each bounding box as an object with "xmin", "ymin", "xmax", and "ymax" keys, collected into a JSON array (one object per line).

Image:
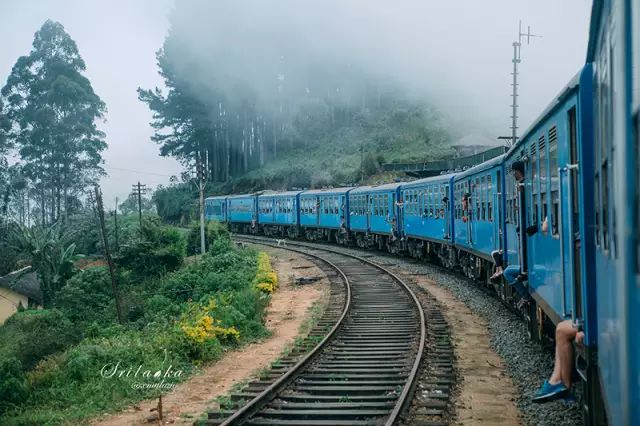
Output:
[{"xmin": 0, "ymin": 227, "xmax": 274, "ymax": 425}]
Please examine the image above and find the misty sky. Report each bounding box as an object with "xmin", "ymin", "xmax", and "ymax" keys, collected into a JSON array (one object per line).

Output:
[{"xmin": 0, "ymin": 0, "xmax": 592, "ymax": 207}]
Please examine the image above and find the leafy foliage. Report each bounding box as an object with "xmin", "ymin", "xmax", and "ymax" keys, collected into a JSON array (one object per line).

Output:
[
  {"xmin": 185, "ymin": 220, "xmax": 230, "ymax": 256},
  {"xmin": 54, "ymin": 267, "xmax": 116, "ymax": 325},
  {"xmin": 9, "ymin": 223, "xmax": 77, "ymax": 307},
  {"xmin": 0, "ymin": 309, "xmax": 79, "ymax": 371},
  {"xmin": 115, "ymin": 219, "xmax": 186, "ymax": 278},
  {"xmin": 0, "ymin": 357, "xmax": 29, "ymax": 414},
  {"xmin": 0, "ymin": 228, "xmax": 267, "ymax": 424},
  {"xmin": 153, "ymin": 182, "xmax": 196, "ymax": 225},
  {"xmin": 0, "ymin": 20, "xmax": 106, "ymax": 225}
]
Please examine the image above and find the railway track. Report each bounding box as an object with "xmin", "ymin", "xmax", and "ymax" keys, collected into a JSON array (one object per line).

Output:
[{"xmin": 207, "ymin": 235, "xmax": 426, "ymax": 425}]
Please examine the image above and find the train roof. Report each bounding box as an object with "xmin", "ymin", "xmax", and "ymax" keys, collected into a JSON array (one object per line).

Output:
[
  {"xmin": 227, "ymin": 193, "xmax": 258, "ymax": 200},
  {"xmin": 506, "ymin": 71, "xmax": 581, "ymax": 158},
  {"xmin": 349, "ymin": 182, "xmax": 402, "ymax": 194},
  {"xmin": 205, "ymin": 195, "xmax": 227, "ymax": 201},
  {"xmin": 454, "ymin": 154, "xmax": 506, "ymax": 180},
  {"xmin": 258, "ymin": 190, "xmax": 303, "ymax": 198},
  {"xmin": 401, "ymin": 173, "xmax": 456, "ymax": 189},
  {"xmin": 585, "ymin": 0, "xmax": 604, "ymax": 62},
  {"xmin": 300, "ymin": 187, "xmax": 355, "ymax": 196}
]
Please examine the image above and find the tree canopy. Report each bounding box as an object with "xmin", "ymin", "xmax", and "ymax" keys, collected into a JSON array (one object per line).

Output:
[{"xmin": 1, "ymin": 20, "xmax": 106, "ymax": 226}]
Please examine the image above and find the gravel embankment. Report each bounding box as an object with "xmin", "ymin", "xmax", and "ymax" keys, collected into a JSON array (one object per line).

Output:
[{"xmin": 332, "ymin": 246, "xmax": 583, "ymax": 426}]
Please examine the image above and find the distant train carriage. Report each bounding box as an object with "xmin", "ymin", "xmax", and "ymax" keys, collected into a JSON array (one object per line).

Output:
[
  {"xmin": 452, "ymin": 155, "xmax": 505, "ymax": 281},
  {"xmin": 299, "ymin": 188, "xmax": 353, "ymax": 242},
  {"xmin": 204, "ymin": 195, "xmax": 227, "ymax": 222},
  {"xmin": 400, "ymin": 174, "xmax": 455, "ymax": 265},
  {"xmin": 586, "ymin": 1, "xmax": 640, "ymax": 424},
  {"xmin": 257, "ymin": 191, "xmax": 302, "ymax": 238},
  {"xmin": 348, "ymin": 183, "xmax": 402, "ymax": 251},
  {"xmin": 227, "ymin": 194, "xmax": 258, "ymax": 233}
]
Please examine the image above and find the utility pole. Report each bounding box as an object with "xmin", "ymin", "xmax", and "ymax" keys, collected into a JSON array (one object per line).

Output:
[
  {"xmin": 509, "ymin": 21, "xmax": 541, "ymax": 147},
  {"xmin": 131, "ymin": 182, "xmax": 147, "ymax": 227},
  {"xmin": 196, "ymin": 154, "xmax": 207, "ymax": 254},
  {"xmin": 93, "ymin": 186, "xmax": 124, "ymax": 324},
  {"xmin": 113, "ymin": 197, "xmax": 119, "ymax": 250}
]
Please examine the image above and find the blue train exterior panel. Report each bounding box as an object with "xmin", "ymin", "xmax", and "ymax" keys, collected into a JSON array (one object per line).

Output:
[
  {"xmin": 587, "ymin": 2, "xmax": 640, "ymax": 424},
  {"xmin": 452, "ymin": 156, "xmax": 504, "ymax": 260},
  {"xmin": 205, "ymin": 196, "xmax": 227, "ymax": 222},
  {"xmin": 300, "ymin": 188, "xmax": 353, "ymax": 230},
  {"xmin": 258, "ymin": 191, "xmax": 301, "ymax": 226},
  {"xmin": 228, "ymin": 194, "xmax": 257, "ymax": 224},
  {"xmin": 401, "ymin": 174, "xmax": 455, "ymax": 243},
  {"xmin": 349, "ymin": 183, "xmax": 402, "ymax": 236}
]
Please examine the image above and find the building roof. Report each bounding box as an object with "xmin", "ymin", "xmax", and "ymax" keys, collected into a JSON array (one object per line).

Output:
[
  {"xmin": 0, "ymin": 266, "xmax": 43, "ymax": 304},
  {"xmin": 452, "ymin": 134, "xmax": 502, "ymax": 148}
]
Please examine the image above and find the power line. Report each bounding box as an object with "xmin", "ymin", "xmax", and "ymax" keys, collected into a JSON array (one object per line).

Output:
[{"xmin": 104, "ymin": 165, "xmax": 177, "ymax": 178}]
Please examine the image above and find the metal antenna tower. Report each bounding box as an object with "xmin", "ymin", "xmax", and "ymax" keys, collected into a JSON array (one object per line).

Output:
[{"xmin": 509, "ymin": 20, "xmax": 541, "ymax": 147}]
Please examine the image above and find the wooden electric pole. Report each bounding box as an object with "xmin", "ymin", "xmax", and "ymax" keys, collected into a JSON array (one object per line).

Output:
[
  {"xmin": 196, "ymin": 155, "xmax": 206, "ymax": 255},
  {"xmin": 93, "ymin": 186, "xmax": 124, "ymax": 324},
  {"xmin": 131, "ymin": 182, "xmax": 147, "ymax": 227},
  {"xmin": 113, "ymin": 196, "xmax": 119, "ymax": 250}
]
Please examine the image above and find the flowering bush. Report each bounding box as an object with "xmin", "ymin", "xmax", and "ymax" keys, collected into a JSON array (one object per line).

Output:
[
  {"xmin": 179, "ymin": 298, "xmax": 240, "ymax": 345},
  {"xmin": 253, "ymin": 252, "xmax": 278, "ymax": 294}
]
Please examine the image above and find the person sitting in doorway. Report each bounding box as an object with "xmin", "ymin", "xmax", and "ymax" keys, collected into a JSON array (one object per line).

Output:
[{"xmin": 532, "ymin": 320, "xmax": 584, "ymax": 403}]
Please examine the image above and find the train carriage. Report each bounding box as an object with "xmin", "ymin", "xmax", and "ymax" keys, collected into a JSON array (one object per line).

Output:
[
  {"xmin": 400, "ymin": 174, "xmax": 455, "ymax": 264},
  {"xmin": 348, "ymin": 183, "xmax": 402, "ymax": 251},
  {"xmin": 257, "ymin": 191, "xmax": 302, "ymax": 238},
  {"xmin": 504, "ymin": 72, "xmax": 590, "ymax": 328},
  {"xmin": 452, "ymin": 156, "xmax": 505, "ymax": 280},
  {"xmin": 227, "ymin": 194, "xmax": 258, "ymax": 233},
  {"xmin": 299, "ymin": 188, "xmax": 353, "ymax": 242},
  {"xmin": 204, "ymin": 195, "xmax": 227, "ymax": 222},
  {"xmin": 586, "ymin": 1, "xmax": 640, "ymax": 424}
]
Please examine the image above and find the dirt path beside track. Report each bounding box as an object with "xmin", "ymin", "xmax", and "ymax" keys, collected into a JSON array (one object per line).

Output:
[{"xmin": 407, "ymin": 272, "xmax": 522, "ymax": 425}]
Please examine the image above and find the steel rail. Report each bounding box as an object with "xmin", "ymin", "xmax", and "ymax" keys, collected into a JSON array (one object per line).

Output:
[
  {"xmin": 228, "ymin": 234, "xmax": 426, "ymax": 425},
  {"xmin": 219, "ymin": 240, "xmax": 352, "ymax": 425}
]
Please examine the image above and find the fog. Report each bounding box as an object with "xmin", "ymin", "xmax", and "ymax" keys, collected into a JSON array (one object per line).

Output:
[{"xmin": 0, "ymin": 0, "xmax": 592, "ymax": 206}]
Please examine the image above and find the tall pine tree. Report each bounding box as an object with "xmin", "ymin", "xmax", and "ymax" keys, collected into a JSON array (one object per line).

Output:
[{"xmin": 1, "ymin": 20, "xmax": 106, "ymax": 225}]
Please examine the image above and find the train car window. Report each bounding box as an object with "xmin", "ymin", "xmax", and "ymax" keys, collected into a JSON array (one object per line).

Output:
[
  {"xmin": 549, "ymin": 126, "xmax": 560, "ymax": 237},
  {"xmin": 636, "ymin": 112, "xmax": 640, "ymax": 272},
  {"xmin": 456, "ymin": 184, "xmax": 461, "ymax": 219},
  {"xmin": 488, "ymin": 175, "xmax": 493, "ymax": 221},
  {"xmin": 530, "ymin": 142, "xmax": 538, "ymax": 227},
  {"xmin": 481, "ymin": 176, "xmax": 485, "ymax": 221},
  {"xmin": 609, "ymin": 45, "xmax": 618, "ymax": 258},
  {"xmin": 476, "ymin": 178, "xmax": 481, "ymax": 220},
  {"xmin": 538, "ymin": 134, "xmax": 548, "ymax": 232},
  {"xmin": 595, "ymin": 37, "xmax": 612, "ymax": 252}
]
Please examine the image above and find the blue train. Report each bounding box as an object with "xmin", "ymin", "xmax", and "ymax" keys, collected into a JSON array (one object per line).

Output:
[{"xmin": 205, "ymin": 2, "xmax": 638, "ymax": 424}]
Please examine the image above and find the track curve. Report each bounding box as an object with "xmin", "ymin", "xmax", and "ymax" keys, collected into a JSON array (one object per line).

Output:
[{"xmin": 208, "ymin": 235, "xmax": 426, "ymax": 426}]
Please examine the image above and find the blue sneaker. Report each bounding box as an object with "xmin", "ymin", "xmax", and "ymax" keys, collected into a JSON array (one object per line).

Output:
[{"xmin": 532, "ymin": 380, "xmax": 569, "ymax": 403}]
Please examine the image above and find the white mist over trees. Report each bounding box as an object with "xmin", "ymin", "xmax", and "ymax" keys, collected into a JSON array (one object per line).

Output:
[{"xmin": 139, "ymin": 0, "xmax": 461, "ymax": 190}]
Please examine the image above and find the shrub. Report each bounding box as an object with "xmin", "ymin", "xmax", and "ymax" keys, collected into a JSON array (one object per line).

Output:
[
  {"xmin": 54, "ymin": 267, "xmax": 116, "ymax": 325},
  {"xmin": 116, "ymin": 219, "xmax": 186, "ymax": 278},
  {"xmin": 186, "ymin": 221, "xmax": 231, "ymax": 256},
  {"xmin": 254, "ymin": 252, "xmax": 278, "ymax": 294},
  {"xmin": 0, "ymin": 357, "xmax": 29, "ymax": 413},
  {"xmin": 0, "ymin": 309, "xmax": 79, "ymax": 371}
]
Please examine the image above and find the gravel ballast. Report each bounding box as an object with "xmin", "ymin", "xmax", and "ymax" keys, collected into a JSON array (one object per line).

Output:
[{"xmin": 330, "ymin": 246, "xmax": 583, "ymax": 426}]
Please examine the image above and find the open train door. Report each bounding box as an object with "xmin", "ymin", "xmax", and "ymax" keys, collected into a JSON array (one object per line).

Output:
[{"xmin": 559, "ymin": 106, "xmax": 582, "ymax": 323}]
